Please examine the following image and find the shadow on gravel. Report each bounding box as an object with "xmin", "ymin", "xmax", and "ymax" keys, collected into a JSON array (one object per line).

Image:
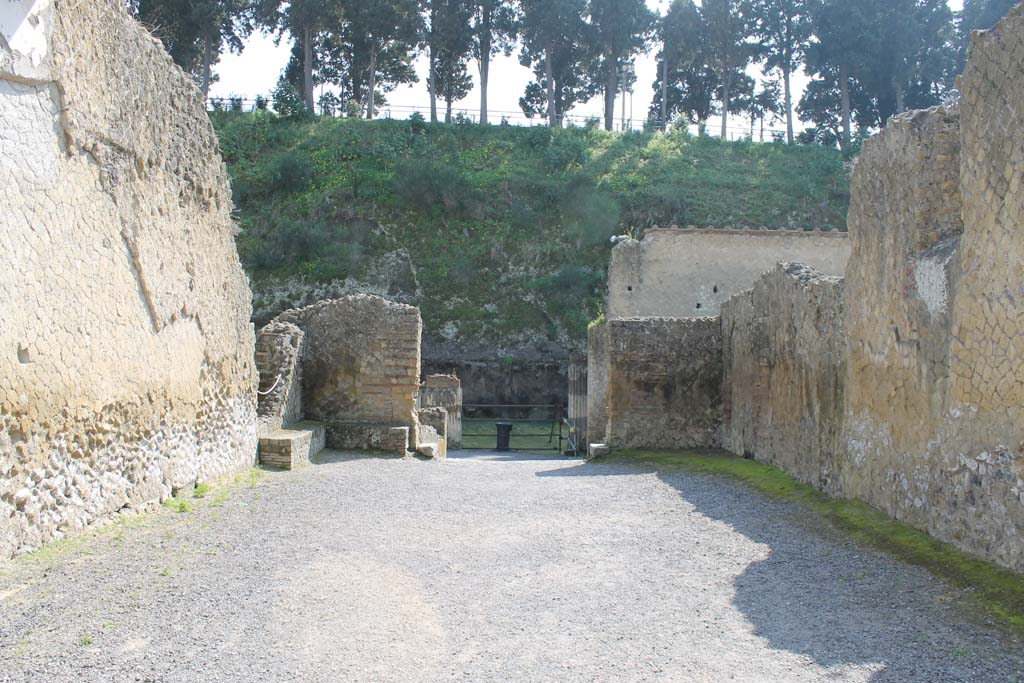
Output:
[
  {"xmin": 537, "ymin": 457, "xmax": 1021, "ymax": 683},
  {"xmin": 448, "ymin": 450, "xmax": 580, "ymax": 463}
]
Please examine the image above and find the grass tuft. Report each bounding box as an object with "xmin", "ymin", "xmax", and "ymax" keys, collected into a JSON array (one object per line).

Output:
[
  {"xmin": 608, "ymin": 449, "xmax": 1024, "ymax": 637},
  {"xmin": 163, "ymin": 498, "xmax": 192, "ymax": 514}
]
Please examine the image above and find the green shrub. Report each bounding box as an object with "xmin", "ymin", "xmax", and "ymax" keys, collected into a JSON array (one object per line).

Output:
[
  {"xmin": 273, "ymin": 79, "xmax": 308, "ymax": 119},
  {"xmin": 270, "ymin": 152, "xmax": 314, "ymax": 194}
]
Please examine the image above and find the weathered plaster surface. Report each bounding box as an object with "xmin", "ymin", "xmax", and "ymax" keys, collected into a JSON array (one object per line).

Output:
[
  {"xmin": 608, "ymin": 228, "xmax": 850, "ymax": 319},
  {"xmin": 0, "ymin": 0, "xmax": 257, "ymax": 557},
  {"xmin": 722, "ymin": 264, "xmax": 846, "ymax": 493}
]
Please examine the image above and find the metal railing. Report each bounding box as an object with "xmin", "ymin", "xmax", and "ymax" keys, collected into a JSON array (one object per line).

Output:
[{"xmin": 461, "ymin": 404, "xmax": 566, "ymax": 453}]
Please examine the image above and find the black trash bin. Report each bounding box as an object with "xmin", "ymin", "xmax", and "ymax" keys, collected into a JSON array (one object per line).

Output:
[{"xmin": 495, "ymin": 422, "xmax": 514, "ymax": 452}]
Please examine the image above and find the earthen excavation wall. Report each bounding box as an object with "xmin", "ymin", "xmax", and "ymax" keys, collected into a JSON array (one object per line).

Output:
[
  {"xmin": 274, "ymin": 296, "xmax": 422, "ymax": 449},
  {"xmin": 722, "ymin": 264, "xmax": 846, "ymax": 494},
  {"xmin": 606, "ymin": 318, "xmax": 722, "ymax": 450},
  {"xmin": 0, "ymin": 0, "xmax": 257, "ymax": 557},
  {"xmin": 608, "ymin": 228, "xmax": 850, "ymax": 319}
]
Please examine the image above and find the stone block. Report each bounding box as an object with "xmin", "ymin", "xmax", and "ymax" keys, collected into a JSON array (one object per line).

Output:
[{"xmin": 258, "ymin": 422, "xmax": 326, "ymax": 470}]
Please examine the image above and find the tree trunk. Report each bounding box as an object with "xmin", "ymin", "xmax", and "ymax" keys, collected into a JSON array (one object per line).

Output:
[
  {"xmin": 839, "ymin": 61, "xmax": 852, "ymax": 155},
  {"xmin": 545, "ymin": 47, "xmax": 557, "ymax": 128},
  {"xmin": 201, "ymin": 33, "xmax": 213, "ymax": 100},
  {"xmin": 661, "ymin": 50, "xmax": 669, "ymax": 132},
  {"xmin": 303, "ymin": 24, "xmax": 314, "ymax": 113},
  {"xmin": 429, "ymin": 49, "xmax": 438, "ymax": 123},
  {"xmin": 783, "ymin": 66, "xmax": 794, "ymax": 144},
  {"xmin": 480, "ymin": 54, "xmax": 490, "ymax": 124},
  {"xmin": 621, "ymin": 76, "xmax": 627, "ymax": 131},
  {"xmin": 604, "ymin": 57, "xmax": 617, "ymax": 131},
  {"xmin": 894, "ymin": 78, "xmax": 906, "ymax": 115},
  {"xmin": 367, "ymin": 45, "xmax": 378, "ymax": 119},
  {"xmin": 479, "ymin": 5, "xmax": 492, "ymax": 125},
  {"xmin": 429, "ymin": 1, "xmax": 438, "ymax": 123},
  {"xmin": 446, "ymin": 96, "xmax": 453, "ymax": 123},
  {"xmin": 760, "ymin": 115, "xmax": 764, "ymax": 143},
  {"xmin": 720, "ymin": 71, "xmax": 731, "ymax": 139}
]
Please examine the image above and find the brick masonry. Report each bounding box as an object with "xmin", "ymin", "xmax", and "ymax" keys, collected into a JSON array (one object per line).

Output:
[
  {"xmin": 274, "ymin": 295, "xmax": 423, "ymax": 453},
  {"xmin": 258, "ymin": 423, "xmax": 327, "ymax": 470}
]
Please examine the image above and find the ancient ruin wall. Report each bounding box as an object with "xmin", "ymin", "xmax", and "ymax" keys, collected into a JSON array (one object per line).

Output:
[
  {"xmin": 836, "ymin": 10, "xmax": 1024, "ymax": 571},
  {"xmin": 722, "ymin": 264, "xmax": 846, "ymax": 494},
  {"xmin": 608, "ymin": 229, "xmax": 850, "ymax": 319},
  {"xmin": 275, "ymin": 296, "xmax": 422, "ymax": 446},
  {"xmin": 0, "ymin": 1, "xmax": 257, "ymax": 557},
  {"xmin": 941, "ymin": 8, "xmax": 1024, "ymax": 569},
  {"xmin": 605, "ymin": 318, "xmax": 722, "ymax": 450},
  {"xmin": 418, "ymin": 374, "xmax": 463, "ymax": 448},
  {"xmin": 841, "ymin": 106, "xmax": 964, "ymax": 531},
  {"xmin": 255, "ymin": 322, "xmax": 306, "ymax": 434}
]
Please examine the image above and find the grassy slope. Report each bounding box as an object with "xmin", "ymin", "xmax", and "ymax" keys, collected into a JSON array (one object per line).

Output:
[
  {"xmin": 608, "ymin": 450, "xmax": 1024, "ymax": 638},
  {"xmin": 214, "ymin": 113, "xmax": 850, "ymax": 348}
]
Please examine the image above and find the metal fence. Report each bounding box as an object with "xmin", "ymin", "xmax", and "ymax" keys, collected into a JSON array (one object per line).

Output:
[{"xmin": 461, "ymin": 404, "xmax": 566, "ymax": 453}]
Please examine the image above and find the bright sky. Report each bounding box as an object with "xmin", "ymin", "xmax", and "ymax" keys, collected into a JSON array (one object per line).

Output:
[{"xmin": 209, "ymin": 0, "xmax": 965, "ymax": 136}]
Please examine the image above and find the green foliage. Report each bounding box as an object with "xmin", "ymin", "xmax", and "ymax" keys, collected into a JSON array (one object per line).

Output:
[
  {"xmin": 270, "ymin": 152, "xmax": 314, "ymax": 193},
  {"xmin": 608, "ymin": 450, "xmax": 1024, "ymax": 638},
  {"xmin": 164, "ymin": 497, "xmax": 193, "ymax": 514},
  {"xmin": 272, "ymin": 79, "xmax": 309, "ymax": 119},
  {"xmin": 215, "ymin": 116, "xmax": 849, "ymax": 346}
]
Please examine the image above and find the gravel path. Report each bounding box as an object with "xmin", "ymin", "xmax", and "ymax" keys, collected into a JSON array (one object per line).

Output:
[{"xmin": 1, "ymin": 451, "xmax": 1021, "ymax": 683}]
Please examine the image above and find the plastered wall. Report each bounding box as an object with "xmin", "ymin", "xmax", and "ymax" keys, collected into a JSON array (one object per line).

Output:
[
  {"xmin": 608, "ymin": 228, "xmax": 850, "ymax": 319},
  {"xmin": 0, "ymin": 0, "xmax": 257, "ymax": 557}
]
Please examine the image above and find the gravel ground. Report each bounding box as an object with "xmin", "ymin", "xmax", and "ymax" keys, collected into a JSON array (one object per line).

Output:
[{"xmin": 1, "ymin": 451, "xmax": 1022, "ymax": 683}]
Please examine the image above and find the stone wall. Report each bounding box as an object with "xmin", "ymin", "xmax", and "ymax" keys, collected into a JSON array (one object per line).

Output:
[
  {"xmin": 418, "ymin": 374, "xmax": 462, "ymax": 448},
  {"xmin": 608, "ymin": 228, "xmax": 850, "ymax": 319},
  {"xmin": 722, "ymin": 264, "xmax": 846, "ymax": 493},
  {"xmin": 841, "ymin": 105, "xmax": 965, "ymax": 535},
  {"xmin": 422, "ymin": 355, "xmax": 568, "ymax": 410},
  {"xmin": 0, "ymin": 0, "xmax": 257, "ymax": 558},
  {"xmin": 255, "ymin": 322, "xmax": 306, "ymax": 434},
  {"xmin": 274, "ymin": 296, "xmax": 422, "ymax": 451},
  {"xmin": 715, "ymin": 9, "xmax": 1024, "ymax": 572},
  {"xmin": 606, "ymin": 318, "xmax": 722, "ymax": 450}
]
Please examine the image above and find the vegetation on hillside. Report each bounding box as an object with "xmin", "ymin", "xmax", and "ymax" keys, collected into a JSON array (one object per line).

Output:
[{"xmin": 216, "ymin": 113, "xmax": 849, "ymax": 347}]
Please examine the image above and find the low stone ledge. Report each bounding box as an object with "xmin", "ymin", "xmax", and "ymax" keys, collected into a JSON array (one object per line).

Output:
[
  {"xmin": 325, "ymin": 422, "xmax": 410, "ymax": 456},
  {"xmin": 258, "ymin": 422, "xmax": 326, "ymax": 470}
]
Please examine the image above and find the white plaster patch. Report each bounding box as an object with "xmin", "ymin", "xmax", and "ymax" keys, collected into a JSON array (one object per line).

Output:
[
  {"xmin": 913, "ymin": 256, "xmax": 950, "ymax": 316},
  {"xmin": 0, "ymin": 0, "xmax": 52, "ymax": 80}
]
